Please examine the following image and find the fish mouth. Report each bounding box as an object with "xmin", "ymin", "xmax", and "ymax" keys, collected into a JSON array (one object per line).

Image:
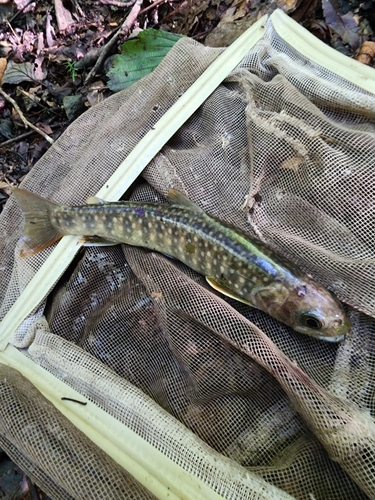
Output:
[{"xmin": 316, "ymin": 334, "xmax": 346, "ymax": 343}]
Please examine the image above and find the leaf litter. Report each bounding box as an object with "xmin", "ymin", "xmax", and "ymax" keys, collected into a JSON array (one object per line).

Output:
[{"xmin": 0, "ymin": 0, "xmax": 373, "ymax": 209}]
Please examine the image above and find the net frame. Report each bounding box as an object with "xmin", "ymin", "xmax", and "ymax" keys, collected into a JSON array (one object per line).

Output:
[{"xmin": 0, "ymin": 9, "xmax": 375, "ymax": 499}]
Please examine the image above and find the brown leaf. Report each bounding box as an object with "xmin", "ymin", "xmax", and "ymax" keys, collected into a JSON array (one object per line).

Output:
[
  {"xmin": 54, "ymin": 0, "xmax": 75, "ymax": 32},
  {"xmin": 35, "ymin": 122, "xmax": 53, "ymax": 134},
  {"xmin": 322, "ymin": 0, "xmax": 359, "ymax": 49},
  {"xmin": 34, "ymin": 33, "xmax": 47, "ymax": 81},
  {"xmin": 86, "ymin": 81, "xmax": 106, "ymax": 107},
  {"xmin": 46, "ymin": 11, "xmax": 57, "ymax": 48},
  {"xmin": 284, "ymin": 0, "xmax": 298, "ymax": 8},
  {"xmin": 0, "ymin": 58, "xmax": 7, "ymax": 83},
  {"xmin": 0, "ymin": 182, "xmax": 13, "ymax": 196},
  {"xmin": 14, "ymin": 0, "xmax": 35, "ymax": 10},
  {"xmin": 357, "ymin": 41, "xmax": 375, "ymax": 65}
]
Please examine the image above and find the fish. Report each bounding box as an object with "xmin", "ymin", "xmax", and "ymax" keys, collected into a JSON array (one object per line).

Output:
[{"xmin": 12, "ymin": 187, "xmax": 351, "ymax": 342}]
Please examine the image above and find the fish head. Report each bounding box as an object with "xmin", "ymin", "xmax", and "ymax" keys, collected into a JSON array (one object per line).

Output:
[
  {"xmin": 290, "ymin": 279, "xmax": 350, "ymax": 342},
  {"xmin": 251, "ymin": 279, "xmax": 350, "ymax": 342}
]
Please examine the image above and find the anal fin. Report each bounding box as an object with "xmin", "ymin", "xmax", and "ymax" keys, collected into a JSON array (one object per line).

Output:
[{"xmin": 80, "ymin": 235, "xmax": 121, "ymax": 247}]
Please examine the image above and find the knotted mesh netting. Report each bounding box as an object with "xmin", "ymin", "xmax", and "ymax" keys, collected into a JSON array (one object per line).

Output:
[{"xmin": 0, "ymin": 12, "xmax": 375, "ymax": 500}]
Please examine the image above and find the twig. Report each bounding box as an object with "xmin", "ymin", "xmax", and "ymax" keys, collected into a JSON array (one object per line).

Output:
[
  {"xmin": 0, "ymin": 122, "xmax": 67, "ymax": 148},
  {"xmin": 99, "ymin": 0, "xmax": 135, "ymax": 6},
  {"xmin": 159, "ymin": 0, "xmax": 187, "ymax": 24},
  {"xmin": 139, "ymin": 0, "xmax": 166, "ymax": 15},
  {"xmin": 0, "ymin": 88, "xmax": 54, "ymax": 144},
  {"xmin": 16, "ymin": 88, "xmax": 62, "ymax": 118},
  {"xmin": 8, "ymin": 0, "xmax": 35, "ymax": 24},
  {"xmin": 84, "ymin": 0, "xmax": 143, "ymax": 84},
  {"xmin": 5, "ymin": 20, "xmax": 21, "ymax": 44},
  {"xmin": 26, "ymin": 477, "xmax": 40, "ymax": 500}
]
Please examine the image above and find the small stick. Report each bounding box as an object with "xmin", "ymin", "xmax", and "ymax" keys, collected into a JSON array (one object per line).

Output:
[
  {"xmin": 25, "ymin": 477, "xmax": 40, "ymax": 500},
  {"xmin": 0, "ymin": 88, "xmax": 54, "ymax": 144},
  {"xmin": 61, "ymin": 397, "xmax": 87, "ymax": 405},
  {"xmin": 139, "ymin": 0, "xmax": 166, "ymax": 15},
  {"xmin": 8, "ymin": 0, "xmax": 35, "ymax": 24},
  {"xmin": 0, "ymin": 122, "xmax": 66, "ymax": 148},
  {"xmin": 84, "ymin": 0, "xmax": 143, "ymax": 84},
  {"xmin": 99, "ymin": 0, "xmax": 135, "ymax": 6}
]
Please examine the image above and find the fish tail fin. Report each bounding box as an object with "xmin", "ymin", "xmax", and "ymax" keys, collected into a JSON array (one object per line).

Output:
[{"xmin": 12, "ymin": 188, "xmax": 64, "ymax": 257}]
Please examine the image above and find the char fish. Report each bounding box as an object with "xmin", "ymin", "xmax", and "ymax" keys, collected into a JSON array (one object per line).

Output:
[{"xmin": 13, "ymin": 187, "xmax": 350, "ymax": 342}]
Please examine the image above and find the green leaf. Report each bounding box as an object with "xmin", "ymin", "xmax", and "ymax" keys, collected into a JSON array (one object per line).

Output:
[
  {"xmin": 2, "ymin": 61, "xmax": 35, "ymax": 85},
  {"xmin": 106, "ymin": 29, "xmax": 183, "ymax": 92},
  {"xmin": 0, "ymin": 119, "xmax": 13, "ymax": 139},
  {"xmin": 63, "ymin": 95, "xmax": 84, "ymax": 121}
]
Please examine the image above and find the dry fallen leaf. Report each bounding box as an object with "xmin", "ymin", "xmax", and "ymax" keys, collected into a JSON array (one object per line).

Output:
[
  {"xmin": 0, "ymin": 182, "xmax": 13, "ymax": 196},
  {"xmin": 35, "ymin": 122, "xmax": 53, "ymax": 134},
  {"xmin": 0, "ymin": 58, "xmax": 7, "ymax": 82},
  {"xmin": 34, "ymin": 33, "xmax": 47, "ymax": 81},
  {"xmin": 54, "ymin": 0, "xmax": 75, "ymax": 31},
  {"xmin": 357, "ymin": 41, "xmax": 375, "ymax": 65},
  {"xmin": 322, "ymin": 0, "xmax": 359, "ymax": 49}
]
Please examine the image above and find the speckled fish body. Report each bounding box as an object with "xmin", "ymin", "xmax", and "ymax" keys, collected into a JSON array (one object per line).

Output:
[{"xmin": 13, "ymin": 188, "xmax": 351, "ymax": 341}]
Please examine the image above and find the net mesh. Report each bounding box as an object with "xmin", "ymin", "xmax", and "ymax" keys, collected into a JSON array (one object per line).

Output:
[{"xmin": 1, "ymin": 14, "xmax": 375, "ymax": 500}]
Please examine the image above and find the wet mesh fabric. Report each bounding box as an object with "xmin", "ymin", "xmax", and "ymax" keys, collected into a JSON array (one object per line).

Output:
[
  {"xmin": 1, "ymin": 14, "xmax": 375, "ymax": 500},
  {"xmin": 0, "ymin": 365, "xmax": 158, "ymax": 500}
]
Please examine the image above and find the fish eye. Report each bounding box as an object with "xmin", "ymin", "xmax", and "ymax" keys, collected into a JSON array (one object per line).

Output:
[{"xmin": 301, "ymin": 314, "xmax": 322, "ymax": 330}]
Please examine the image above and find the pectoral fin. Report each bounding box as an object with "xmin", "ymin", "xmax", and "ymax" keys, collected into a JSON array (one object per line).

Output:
[{"xmin": 206, "ymin": 277, "xmax": 253, "ymax": 307}]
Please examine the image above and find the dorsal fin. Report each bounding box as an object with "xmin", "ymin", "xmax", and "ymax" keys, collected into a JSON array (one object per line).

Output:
[{"xmin": 167, "ymin": 189, "xmax": 204, "ymax": 213}]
